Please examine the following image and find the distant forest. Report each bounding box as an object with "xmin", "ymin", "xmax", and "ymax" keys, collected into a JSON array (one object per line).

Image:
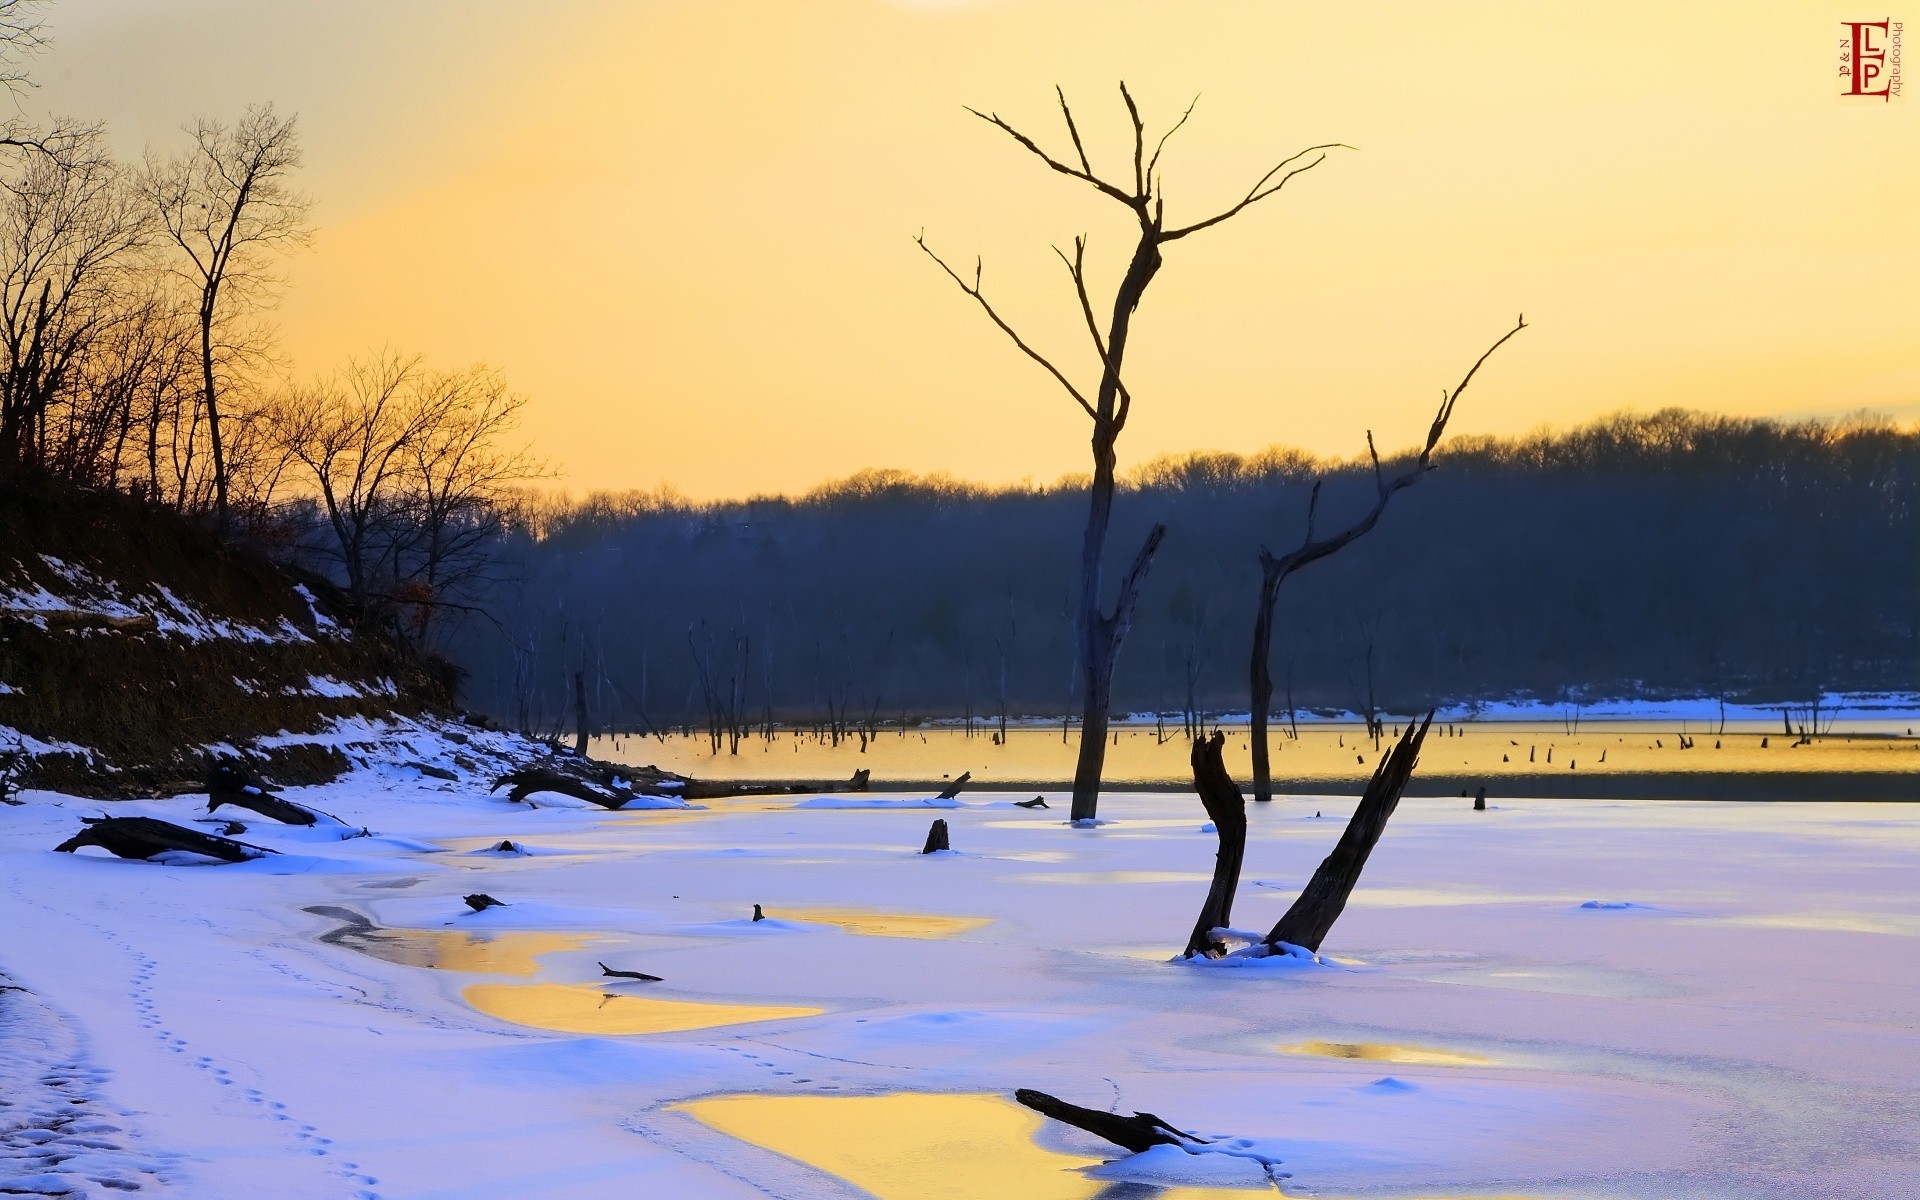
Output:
[{"xmin": 451, "ymin": 410, "xmax": 1917, "ymax": 734}]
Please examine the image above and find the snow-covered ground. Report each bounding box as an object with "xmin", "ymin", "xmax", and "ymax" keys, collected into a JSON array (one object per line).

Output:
[{"xmin": 3, "ymin": 736, "xmax": 1916, "ymax": 1198}]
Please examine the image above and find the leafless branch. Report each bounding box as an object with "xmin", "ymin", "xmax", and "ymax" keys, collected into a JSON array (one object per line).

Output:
[
  {"xmin": 915, "ymin": 231, "xmax": 1097, "ymax": 421},
  {"xmin": 1259, "ymin": 313, "xmax": 1527, "ymax": 583},
  {"xmin": 1163, "ymin": 143, "xmax": 1353, "ymax": 241}
]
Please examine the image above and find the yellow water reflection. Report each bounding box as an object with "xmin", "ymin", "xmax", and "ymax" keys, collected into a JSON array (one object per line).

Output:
[
  {"xmin": 1278, "ymin": 1041, "xmax": 1490, "ymax": 1067},
  {"xmin": 601, "ymin": 721, "xmax": 1913, "ymax": 790},
  {"xmin": 312, "ymin": 907, "xmax": 591, "ymax": 976},
  {"xmin": 678, "ymin": 1092, "xmax": 1228, "ymax": 1200},
  {"xmin": 783, "ymin": 907, "xmax": 991, "ymax": 939},
  {"xmin": 464, "ymin": 983, "xmax": 822, "ymax": 1034}
]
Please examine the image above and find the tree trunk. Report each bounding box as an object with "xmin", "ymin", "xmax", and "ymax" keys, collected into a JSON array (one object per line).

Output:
[
  {"xmin": 198, "ymin": 303, "xmax": 228, "ymax": 527},
  {"xmin": 920, "ymin": 818, "xmax": 950, "ymax": 854},
  {"xmin": 1265, "ymin": 713, "xmax": 1432, "ymax": 953},
  {"xmin": 1183, "ymin": 731, "xmax": 1248, "ymax": 957},
  {"xmin": 573, "ymin": 671, "xmax": 590, "ymax": 757},
  {"xmin": 1248, "ymin": 563, "xmax": 1282, "ymax": 802}
]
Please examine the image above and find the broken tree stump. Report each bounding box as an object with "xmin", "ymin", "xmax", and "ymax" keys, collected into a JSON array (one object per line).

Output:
[
  {"xmin": 54, "ymin": 816, "xmax": 274, "ymax": 863},
  {"xmin": 1013, "ymin": 1089, "xmax": 1199, "ymax": 1154},
  {"xmin": 849, "ymin": 768, "xmax": 871, "ymax": 792},
  {"xmin": 463, "ymin": 893, "xmax": 506, "ymax": 912},
  {"xmin": 1184, "ymin": 731, "xmax": 1249, "ymax": 959},
  {"xmin": 1264, "ymin": 713, "xmax": 1433, "ymax": 953},
  {"xmin": 936, "ymin": 772, "xmax": 972, "ymax": 800},
  {"xmin": 921, "ymin": 818, "xmax": 951, "ymax": 854}
]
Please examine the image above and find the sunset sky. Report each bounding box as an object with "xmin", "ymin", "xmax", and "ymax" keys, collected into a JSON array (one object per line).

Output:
[{"xmin": 33, "ymin": 1, "xmax": 1920, "ymax": 498}]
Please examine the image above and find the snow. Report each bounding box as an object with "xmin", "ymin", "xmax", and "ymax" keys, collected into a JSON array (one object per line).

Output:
[
  {"xmin": 0, "ymin": 558, "xmax": 315, "ymax": 645},
  {"xmin": 2, "ymin": 760, "xmax": 1917, "ymax": 1198}
]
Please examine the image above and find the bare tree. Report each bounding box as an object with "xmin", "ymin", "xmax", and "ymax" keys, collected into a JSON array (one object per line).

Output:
[
  {"xmin": 0, "ymin": 131, "xmax": 150, "ymax": 472},
  {"xmin": 398, "ymin": 365, "xmax": 540, "ymax": 643},
  {"xmin": 920, "ymin": 84, "xmax": 1345, "ymax": 821},
  {"xmin": 267, "ymin": 351, "xmax": 445, "ymax": 622},
  {"xmin": 144, "ymin": 104, "xmax": 308, "ymax": 526},
  {"xmin": 1245, "ymin": 316, "xmax": 1525, "ymax": 802}
]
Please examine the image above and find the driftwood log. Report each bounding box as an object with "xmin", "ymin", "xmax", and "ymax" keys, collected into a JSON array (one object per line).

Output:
[
  {"xmin": 598, "ymin": 962, "xmax": 662, "ymax": 982},
  {"xmin": 936, "ymin": 772, "xmax": 972, "ymax": 800},
  {"xmin": 1015, "ymin": 796, "xmax": 1049, "ymax": 809},
  {"xmin": 1264, "ymin": 713, "xmax": 1432, "ymax": 952},
  {"xmin": 491, "ymin": 767, "xmax": 632, "ymax": 810},
  {"xmin": 1013, "ymin": 1089, "xmax": 1199, "ymax": 1154},
  {"xmin": 206, "ymin": 760, "xmax": 332, "ymax": 826},
  {"xmin": 1183, "ymin": 731, "xmax": 1249, "ymax": 958},
  {"xmin": 921, "ymin": 818, "xmax": 951, "ymax": 854},
  {"xmin": 463, "ymin": 893, "xmax": 506, "ymax": 912},
  {"xmin": 55, "ymin": 816, "xmax": 274, "ymax": 863}
]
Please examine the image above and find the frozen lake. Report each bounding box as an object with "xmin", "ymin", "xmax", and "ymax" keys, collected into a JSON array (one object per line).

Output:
[
  {"xmin": 3, "ymin": 728, "xmax": 1916, "ymax": 1197},
  {"xmin": 598, "ymin": 719, "xmax": 1919, "ymax": 800}
]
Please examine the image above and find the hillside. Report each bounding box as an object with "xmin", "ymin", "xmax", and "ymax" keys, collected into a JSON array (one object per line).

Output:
[{"xmin": 0, "ymin": 483, "xmax": 452, "ymax": 796}]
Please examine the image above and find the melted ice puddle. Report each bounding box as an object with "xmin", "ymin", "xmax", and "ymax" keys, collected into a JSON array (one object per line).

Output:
[
  {"xmin": 310, "ymin": 906, "xmax": 591, "ymax": 976},
  {"xmin": 465, "ymin": 983, "xmax": 822, "ymax": 1035},
  {"xmin": 1278, "ymin": 1041, "xmax": 1491, "ymax": 1067},
  {"xmin": 679, "ymin": 1092, "xmax": 1560, "ymax": 1199},
  {"xmin": 782, "ymin": 906, "xmax": 991, "ymax": 939},
  {"xmin": 677, "ymin": 1092, "xmax": 1229, "ymax": 1199}
]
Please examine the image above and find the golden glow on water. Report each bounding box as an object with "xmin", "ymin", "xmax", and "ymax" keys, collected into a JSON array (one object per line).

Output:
[
  {"xmin": 782, "ymin": 907, "xmax": 991, "ymax": 939},
  {"xmin": 678, "ymin": 1091, "xmax": 1561, "ymax": 1200},
  {"xmin": 1713, "ymin": 911, "xmax": 1920, "ymax": 937},
  {"xmin": 676, "ymin": 1092, "xmax": 1226, "ymax": 1200},
  {"xmin": 464, "ymin": 983, "xmax": 822, "ymax": 1035},
  {"xmin": 314, "ymin": 908, "xmax": 591, "ymax": 976},
  {"xmin": 601, "ymin": 724, "xmax": 1911, "ymax": 789},
  {"xmin": 1279, "ymin": 1041, "xmax": 1490, "ymax": 1067}
]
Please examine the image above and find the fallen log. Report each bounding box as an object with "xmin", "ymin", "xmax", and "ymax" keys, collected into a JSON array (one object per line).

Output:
[
  {"xmin": 1013, "ymin": 1089, "xmax": 1199, "ymax": 1154},
  {"xmin": 491, "ymin": 767, "xmax": 631, "ymax": 810},
  {"xmin": 464, "ymin": 893, "xmax": 506, "ymax": 912},
  {"xmin": 598, "ymin": 961, "xmax": 663, "ymax": 982},
  {"xmin": 936, "ymin": 772, "xmax": 972, "ymax": 800},
  {"xmin": 921, "ymin": 818, "xmax": 951, "ymax": 854},
  {"xmin": 1015, "ymin": 796, "xmax": 1049, "ymax": 809},
  {"xmin": 206, "ymin": 761, "xmax": 330, "ymax": 826},
  {"xmin": 1264, "ymin": 713, "xmax": 1432, "ymax": 953},
  {"xmin": 54, "ymin": 816, "xmax": 274, "ymax": 863}
]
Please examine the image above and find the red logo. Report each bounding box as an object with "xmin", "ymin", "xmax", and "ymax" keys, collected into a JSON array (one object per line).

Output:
[{"xmin": 1841, "ymin": 20, "xmax": 1904, "ymax": 98}]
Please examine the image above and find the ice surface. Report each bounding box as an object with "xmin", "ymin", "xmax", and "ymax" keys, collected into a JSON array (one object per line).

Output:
[{"xmin": 2, "ymin": 753, "xmax": 1918, "ymax": 1197}]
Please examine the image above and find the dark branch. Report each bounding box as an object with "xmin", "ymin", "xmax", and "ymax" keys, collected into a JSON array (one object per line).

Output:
[
  {"xmin": 964, "ymin": 104, "xmax": 1136, "ymax": 207},
  {"xmin": 1260, "ymin": 314, "xmax": 1526, "ymax": 586},
  {"xmin": 916, "ymin": 233, "xmax": 1098, "ymax": 421},
  {"xmin": 1163, "ymin": 143, "xmax": 1353, "ymax": 241}
]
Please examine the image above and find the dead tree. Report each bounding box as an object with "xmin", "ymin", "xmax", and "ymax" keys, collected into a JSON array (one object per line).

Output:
[
  {"xmin": 1264, "ymin": 714, "xmax": 1432, "ymax": 953},
  {"xmin": 1013, "ymin": 1089, "xmax": 1198, "ymax": 1154},
  {"xmin": 1183, "ymin": 731, "xmax": 1247, "ymax": 957},
  {"xmin": 921, "ymin": 84, "xmax": 1347, "ymax": 821},
  {"xmin": 55, "ymin": 816, "xmax": 274, "ymax": 863},
  {"xmin": 1182, "ymin": 714, "xmax": 1433, "ymax": 958},
  {"xmin": 936, "ymin": 771, "xmax": 972, "ymax": 800},
  {"xmin": 1246, "ymin": 318, "xmax": 1524, "ymax": 802}
]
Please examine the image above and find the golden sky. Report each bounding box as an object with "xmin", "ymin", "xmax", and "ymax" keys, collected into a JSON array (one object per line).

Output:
[{"xmin": 35, "ymin": 1, "xmax": 1920, "ymax": 498}]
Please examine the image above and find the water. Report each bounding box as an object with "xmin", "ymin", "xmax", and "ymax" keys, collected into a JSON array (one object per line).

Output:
[{"xmin": 596, "ymin": 720, "xmax": 1916, "ymax": 794}]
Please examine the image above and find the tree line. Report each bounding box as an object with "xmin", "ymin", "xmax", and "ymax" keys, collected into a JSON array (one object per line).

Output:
[
  {"xmin": 0, "ymin": 6, "xmax": 534, "ymax": 651},
  {"xmin": 456, "ymin": 408, "xmax": 1916, "ymax": 741}
]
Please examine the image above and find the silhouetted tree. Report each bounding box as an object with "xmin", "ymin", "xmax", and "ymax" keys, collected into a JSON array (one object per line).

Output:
[{"xmin": 919, "ymin": 83, "xmax": 1346, "ymax": 820}]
